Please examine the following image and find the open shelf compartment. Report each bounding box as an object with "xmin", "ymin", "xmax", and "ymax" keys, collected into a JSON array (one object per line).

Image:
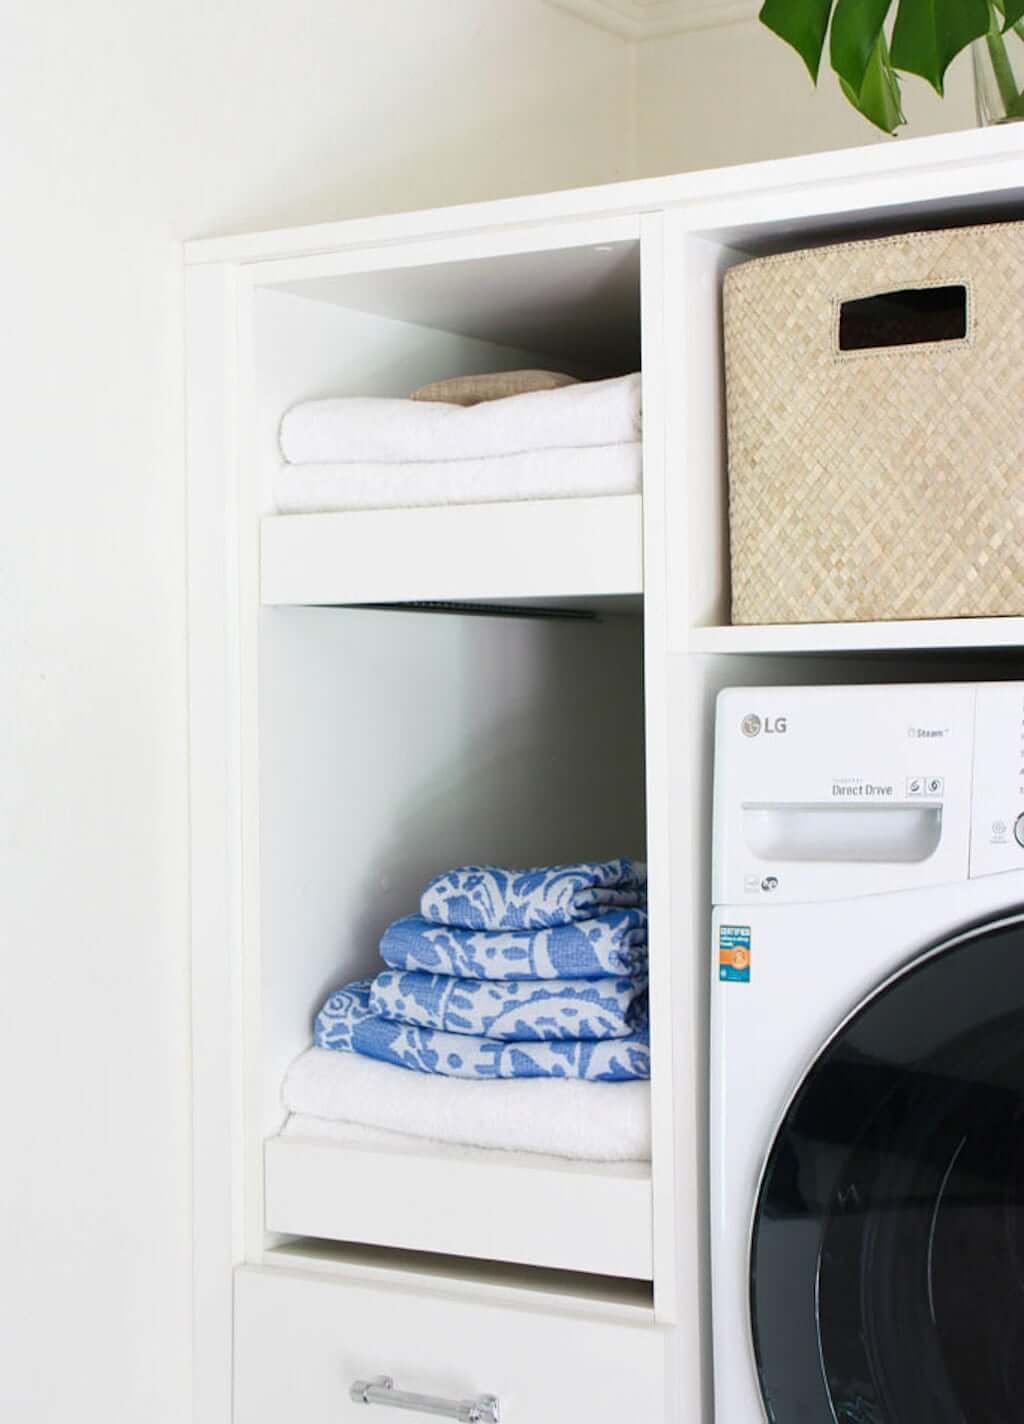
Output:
[
  {"xmin": 669, "ymin": 180, "xmax": 1024, "ymax": 655},
  {"xmin": 245, "ymin": 220, "xmax": 646, "ymax": 613},
  {"xmin": 243, "ymin": 218, "xmax": 654, "ymax": 1283},
  {"xmin": 255, "ymin": 602, "xmax": 651, "ymax": 1280}
]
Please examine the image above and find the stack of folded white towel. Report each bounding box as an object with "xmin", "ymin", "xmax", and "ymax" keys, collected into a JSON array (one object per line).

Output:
[{"xmin": 274, "ymin": 371, "xmax": 642, "ymax": 514}]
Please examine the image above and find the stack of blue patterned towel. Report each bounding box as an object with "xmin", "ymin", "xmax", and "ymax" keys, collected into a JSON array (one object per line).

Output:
[{"xmin": 314, "ymin": 859, "xmax": 650, "ymax": 1083}]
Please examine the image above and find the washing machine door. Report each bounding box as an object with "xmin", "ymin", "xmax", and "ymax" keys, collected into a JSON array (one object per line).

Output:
[{"xmin": 751, "ymin": 910, "xmax": 1024, "ymax": 1424}]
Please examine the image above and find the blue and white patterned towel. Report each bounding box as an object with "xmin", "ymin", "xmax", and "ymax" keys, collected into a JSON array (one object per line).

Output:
[
  {"xmin": 315, "ymin": 979, "xmax": 650, "ymax": 1082},
  {"xmin": 370, "ymin": 969, "xmax": 648, "ymax": 1041},
  {"xmin": 421, "ymin": 859, "xmax": 647, "ymax": 930},
  {"xmin": 379, "ymin": 909, "xmax": 647, "ymax": 981}
]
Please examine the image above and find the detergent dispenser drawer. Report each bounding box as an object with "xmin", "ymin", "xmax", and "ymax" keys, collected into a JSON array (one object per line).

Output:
[{"xmin": 741, "ymin": 802, "xmax": 943, "ymax": 864}]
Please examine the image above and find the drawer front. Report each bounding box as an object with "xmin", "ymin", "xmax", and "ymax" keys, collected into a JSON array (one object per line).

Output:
[{"xmin": 234, "ymin": 1266, "xmax": 668, "ymax": 1424}]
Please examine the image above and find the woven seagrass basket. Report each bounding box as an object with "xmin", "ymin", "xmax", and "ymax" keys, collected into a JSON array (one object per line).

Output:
[{"xmin": 723, "ymin": 221, "xmax": 1024, "ymax": 625}]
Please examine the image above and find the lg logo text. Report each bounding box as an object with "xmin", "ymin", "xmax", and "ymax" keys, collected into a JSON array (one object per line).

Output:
[{"xmin": 741, "ymin": 714, "xmax": 788, "ymax": 738}]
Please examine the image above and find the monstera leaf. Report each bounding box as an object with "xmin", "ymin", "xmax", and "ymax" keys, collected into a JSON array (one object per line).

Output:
[
  {"xmin": 891, "ymin": 0, "xmax": 990, "ymax": 92},
  {"xmin": 760, "ymin": 0, "xmax": 995, "ymax": 132},
  {"xmin": 831, "ymin": 0, "xmax": 904, "ymax": 131}
]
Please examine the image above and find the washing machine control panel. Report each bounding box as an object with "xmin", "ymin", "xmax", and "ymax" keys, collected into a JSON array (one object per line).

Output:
[
  {"xmin": 712, "ymin": 683, "xmax": 979, "ymax": 904},
  {"xmin": 969, "ymin": 684, "xmax": 1024, "ymax": 877}
]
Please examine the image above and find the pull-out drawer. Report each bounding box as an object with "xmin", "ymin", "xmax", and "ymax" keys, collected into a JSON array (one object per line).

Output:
[
  {"xmin": 265, "ymin": 1134, "xmax": 653, "ymax": 1279},
  {"xmin": 235, "ymin": 1266, "xmax": 669, "ymax": 1424}
]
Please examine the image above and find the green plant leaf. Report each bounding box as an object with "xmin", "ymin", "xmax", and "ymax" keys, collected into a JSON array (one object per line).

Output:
[
  {"xmin": 1002, "ymin": 0, "xmax": 1024, "ymax": 28},
  {"xmin": 840, "ymin": 31, "xmax": 906, "ymax": 131},
  {"xmin": 1006, "ymin": 89, "xmax": 1024, "ymax": 115},
  {"xmin": 759, "ymin": 0, "xmax": 836, "ymax": 81},
  {"xmin": 890, "ymin": 0, "xmax": 991, "ymax": 93},
  {"xmin": 830, "ymin": 0, "xmax": 894, "ymax": 92}
]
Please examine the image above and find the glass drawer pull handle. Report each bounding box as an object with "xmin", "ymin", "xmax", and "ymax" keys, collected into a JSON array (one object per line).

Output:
[{"xmin": 350, "ymin": 1375, "xmax": 500, "ymax": 1423}]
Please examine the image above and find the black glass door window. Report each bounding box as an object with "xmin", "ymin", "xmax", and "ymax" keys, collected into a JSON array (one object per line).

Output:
[{"xmin": 751, "ymin": 912, "xmax": 1024, "ymax": 1424}]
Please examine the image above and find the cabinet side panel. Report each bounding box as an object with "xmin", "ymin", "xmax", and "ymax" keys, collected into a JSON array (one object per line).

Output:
[{"xmin": 187, "ymin": 262, "xmax": 242, "ymax": 1424}]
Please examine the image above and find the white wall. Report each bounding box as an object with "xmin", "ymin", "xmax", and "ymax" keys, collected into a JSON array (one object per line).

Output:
[
  {"xmin": 0, "ymin": 5, "xmax": 628, "ymax": 1422},
  {"xmin": 634, "ymin": 16, "xmax": 977, "ymax": 175}
]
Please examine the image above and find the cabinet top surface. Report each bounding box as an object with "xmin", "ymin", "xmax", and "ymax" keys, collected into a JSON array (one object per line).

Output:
[{"xmin": 185, "ymin": 125, "xmax": 1024, "ymax": 268}]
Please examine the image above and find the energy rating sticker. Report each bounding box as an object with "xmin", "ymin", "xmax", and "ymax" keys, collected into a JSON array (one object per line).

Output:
[{"xmin": 719, "ymin": 925, "xmax": 751, "ymax": 982}]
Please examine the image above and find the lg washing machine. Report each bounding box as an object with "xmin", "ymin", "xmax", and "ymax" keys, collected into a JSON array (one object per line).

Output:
[{"xmin": 711, "ymin": 681, "xmax": 1024, "ymax": 1424}]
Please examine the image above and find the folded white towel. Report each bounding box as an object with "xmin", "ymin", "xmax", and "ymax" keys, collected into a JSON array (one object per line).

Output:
[
  {"xmin": 279, "ymin": 1116, "xmax": 648, "ymax": 1181},
  {"xmin": 281, "ymin": 1046, "xmax": 651, "ymax": 1162},
  {"xmin": 279, "ymin": 373, "xmax": 641, "ymax": 465},
  {"xmin": 272, "ymin": 441, "xmax": 641, "ymax": 515},
  {"xmin": 282, "ymin": 1115, "xmax": 444, "ymax": 1151}
]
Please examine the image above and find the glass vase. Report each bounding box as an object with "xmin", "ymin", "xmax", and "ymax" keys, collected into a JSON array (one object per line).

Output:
[{"xmin": 973, "ymin": 20, "xmax": 1024, "ymax": 124}]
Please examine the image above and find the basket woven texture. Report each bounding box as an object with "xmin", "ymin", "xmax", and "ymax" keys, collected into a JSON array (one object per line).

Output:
[
  {"xmin": 724, "ymin": 222, "xmax": 1024, "ymax": 624},
  {"xmin": 411, "ymin": 370, "xmax": 576, "ymax": 405}
]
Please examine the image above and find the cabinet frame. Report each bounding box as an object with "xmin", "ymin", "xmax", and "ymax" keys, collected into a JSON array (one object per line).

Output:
[{"xmin": 186, "ymin": 124, "xmax": 1024, "ymax": 1424}]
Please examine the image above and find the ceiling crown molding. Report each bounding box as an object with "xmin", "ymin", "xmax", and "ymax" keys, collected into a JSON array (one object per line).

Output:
[{"xmin": 545, "ymin": 0, "xmax": 759, "ymax": 38}]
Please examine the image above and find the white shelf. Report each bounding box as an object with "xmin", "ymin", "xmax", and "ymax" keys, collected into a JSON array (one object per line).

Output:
[
  {"xmin": 264, "ymin": 1135, "xmax": 653, "ymax": 1280},
  {"xmin": 260, "ymin": 494, "xmax": 643, "ymax": 609},
  {"xmin": 689, "ymin": 617, "xmax": 1024, "ymax": 656}
]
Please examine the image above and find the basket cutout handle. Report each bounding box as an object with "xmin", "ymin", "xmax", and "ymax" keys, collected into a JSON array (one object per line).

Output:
[{"xmin": 837, "ymin": 283, "xmax": 968, "ymax": 353}]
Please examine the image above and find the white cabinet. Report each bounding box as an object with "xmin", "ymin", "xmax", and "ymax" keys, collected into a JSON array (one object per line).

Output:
[
  {"xmin": 187, "ymin": 123, "xmax": 1024, "ymax": 1424},
  {"xmin": 187, "ymin": 203, "xmax": 685, "ymax": 1423},
  {"xmin": 234, "ymin": 1266, "xmax": 669, "ymax": 1424}
]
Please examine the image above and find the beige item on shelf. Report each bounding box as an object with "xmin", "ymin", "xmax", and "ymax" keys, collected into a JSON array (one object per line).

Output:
[
  {"xmin": 724, "ymin": 220, "xmax": 1024, "ymax": 625},
  {"xmin": 411, "ymin": 369, "xmax": 578, "ymax": 405}
]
